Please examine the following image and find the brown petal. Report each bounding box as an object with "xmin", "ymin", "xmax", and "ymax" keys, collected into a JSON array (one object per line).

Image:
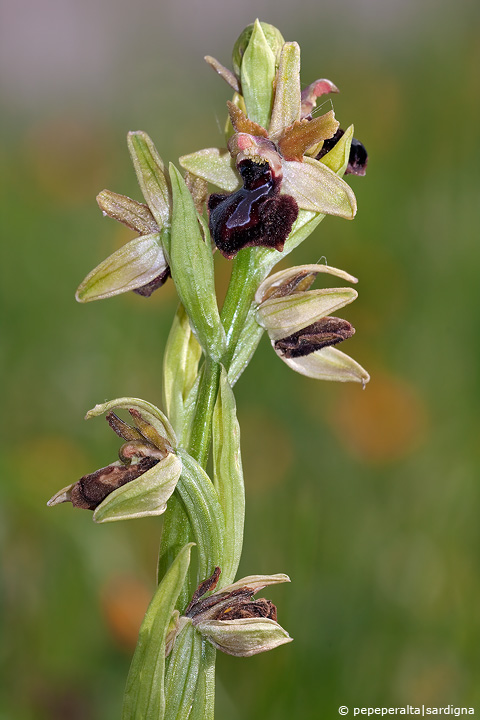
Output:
[
  {"xmin": 226, "ymin": 101, "xmax": 268, "ymax": 137},
  {"xmin": 277, "ymin": 111, "xmax": 340, "ymax": 162},
  {"xmin": 275, "ymin": 317, "xmax": 355, "ymax": 358}
]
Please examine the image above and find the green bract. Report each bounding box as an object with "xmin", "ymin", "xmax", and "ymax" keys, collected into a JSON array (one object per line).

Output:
[
  {"xmin": 75, "ymin": 232, "xmax": 168, "ymax": 302},
  {"xmin": 122, "ymin": 543, "xmax": 194, "ymax": 720},
  {"xmin": 169, "ymin": 164, "xmax": 226, "ymax": 361}
]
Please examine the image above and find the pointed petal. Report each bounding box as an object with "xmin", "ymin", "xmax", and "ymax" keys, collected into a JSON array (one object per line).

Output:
[
  {"xmin": 226, "ymin": 101, "xmax": 268, "ymax": 137},
  {"xmin": 93, "ymin": 452, "xmax": 182, "ymax": 522},
  {"xmin": 277, "ymin": 111, "xmax": 339, "ymax": 161},
  {"xmin": 257, "ymin": 287, "xmax": 358, "ymax": 341},
  {"xmin": 217, "ymin": 573, "xmax": 291, "ymax": 596},
  {"xmin": 96, "ymin": 190, "xmax": 159, "ymax": 235},
  {"xmin": 196, "ymin": 617, "xmax": 292, "ymax": 657},
  {"xmin": 278, "ymin": 345, "xmax": 370, "ymax": 385},
  {"xmin": 255, "ymin": 263, "xmax": 358, "ymax": 303},
  {"xmin": 269, "ymin": 42, "xmax": 301, "ymax": 138},
  {"xmin": 75, "ymin": 232, "xmax": 168, "ymax": 303},
  {"xmin": 282, "ymin": 157, "xmax": 357, "ymax": 218},
  {"xmin": 300, "ymin": 78, "xmax": 339, "ymax": 118},
  {"xmin": 179, "ymin": 148, "xmax": 240, "ymax": 192},
  {"xmin": 47, "ymin": 483, "xmax": 75, "ymax": 507},
  {"xmin": 127, "ymin": 131, "xmax": 171, "ymax": 227},
  {"xmin": 204, "ymin": 55, "xmax": 240, "ymax": 92},
  {"xmin": 85, "ymin": 397, "xmax": 177, "ymax": 449}
]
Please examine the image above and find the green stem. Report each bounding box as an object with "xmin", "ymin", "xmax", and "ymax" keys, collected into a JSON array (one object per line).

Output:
[
  {"xmin": 187, "ymin": 357, "xmax": 221, "ymax": 467},
  {"xmin": 220, "ymin": 247, "xmax": 262, "ymax": 368}
]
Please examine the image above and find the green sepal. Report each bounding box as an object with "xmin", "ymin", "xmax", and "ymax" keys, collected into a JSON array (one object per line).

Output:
[
  {"xmin": 75, "ymin": 232, "xmax": 168, "ymax": 303},
  {"xmin": 320, "ymin": 124, "xmax": 354, "ymax": 175},
  {"xmin": 85, "ymin": 397, "xmax": 177, "ymax": 449},
  {"xmin": 282, "ymin": 156, "xmax": 357, "ymax": 217},
  {"xmin": 212, "ymin": 368, "xmax": 244, "ymax": 587},
  {"xmin": 179, "ymin": 148, "xmax": 239, "ymax": 193},
  {"xmin": 169, "ymin": 163, "xmax": 226, "ymax": 361},
  {"xmin": 176, "ymin": 449, "xmax": 225, "ymax": 582},
  {"xmin": 127, "ymin": 131, "xmax": 171, "ymax": 227},
  {"xmin": 162, "ymin": 304, "xmax": 202, "ymax": 439},
  {"xmin": 278, "ymin": 346, "xmax": 370, "ymax": 385},
  {"xmin": 268, "ymin": 42, "xmax": 301, "ymax": 138},
  {"xmin": 93, "ymin": 453, "xmax": 182, "ymax": 523},
  {"xmin": 240, "ymin": 19, "xmax": 276, "ymax": 129},
  {"xmin": 257, "ymin": 287, "xmax": 358, "ymax": 342},
  {"xmin": 164, "ymin": 621, "xmax": 202, "ymax": 720},
  {"xmin": 196, "ymin": 617, "xmax": 292, "ymax": 657},
  {"xmin": 121, "ymin": 542, "xmax": 194, "ymax": 720}
]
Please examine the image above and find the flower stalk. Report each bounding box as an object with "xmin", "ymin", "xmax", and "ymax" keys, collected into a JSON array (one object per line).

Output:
[{"xmin": 48, "ymin": 18, "xmax": 370, "ymax": 719}]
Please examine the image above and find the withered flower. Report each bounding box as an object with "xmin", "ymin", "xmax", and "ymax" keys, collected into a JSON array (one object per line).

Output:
[
  {"xmin": 166, "ymin": 569, "xmax": 292, "ymax": 658},
  {"xmin": 255, "ymin": 264, "xmax": 370, "ymax": 385},
  {"xmin": 47, "ymin": 398, "xmax": 182, "ymax": 523}
]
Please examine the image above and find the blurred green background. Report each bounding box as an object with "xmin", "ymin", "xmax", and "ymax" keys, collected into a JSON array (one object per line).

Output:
[{"xmin": 2, "ymin": 0, "xmax": 480, "ymax": 717}]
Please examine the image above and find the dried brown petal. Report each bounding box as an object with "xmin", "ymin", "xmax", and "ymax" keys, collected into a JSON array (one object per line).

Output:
[
  {"xmin": 70, "ymin": 457, "xmax": 159, "ymax": 510},
  {"xmin": 275, "ymin": 317, "xmax": 355, "ymax": 358}
]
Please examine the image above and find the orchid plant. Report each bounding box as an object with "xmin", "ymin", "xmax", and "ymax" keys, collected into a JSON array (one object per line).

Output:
[{"xmin": 48, "ymin": 20, "xmax": 369, "ymax": 719}]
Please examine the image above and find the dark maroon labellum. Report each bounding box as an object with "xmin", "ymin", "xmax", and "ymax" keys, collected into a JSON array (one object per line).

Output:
[
  {"xmin": 208, "ymin": 159, "xmax": 298, "ymax": 259},
  {"xmin": 316, "ymin": 128, "xmax": 368, "ymax": 176},
  {"xmin": 275, "ymin": 317, "xmax": 355, "ymax": 358}
]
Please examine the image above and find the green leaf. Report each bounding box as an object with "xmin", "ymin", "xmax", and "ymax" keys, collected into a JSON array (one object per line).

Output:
[
  {"xmin": 93, "ymin": 453, "xmax": 182, "ymax": 523},
  {"xmin": 240, "ymin": 19, "xmax": 276, "ymax": 129},
  {"xmin": 176, "ymin": 449, "xmax": 225, "ymax": 582},
  {"xmin": 268, "ymin": 42, "xmax": 301, "ymax": 138},
  {"xmin": 127, "ymin": 131, "xmax": 171, "ymax": 227},
  {"xmin": 162, "ymin": 304, "xmax": 202, "ymax": 439},
  {"xmin": 169, "ymin": 163, "xmax": 226, "ymax": 361},
  {"xmin": 179, "ymin": 148, "xmax": 240, "ymax": 193},
  {"xmin": 85, "ymin": 397, "xmax": 177, "ymax": 449},
  {"xmin": 122, "ymin": 542, "xmax": 194, "ymax": 720},
  {"xmin": 212, "ymin": 368, "xmax": 244, "ymax": 586},
  {"xmin": 164, "ymin": 622, "xmax": 202, "ymax": 720},
  {"xmin": 75, "ymin": 232, "xmax": 168, "ymax": 303}
]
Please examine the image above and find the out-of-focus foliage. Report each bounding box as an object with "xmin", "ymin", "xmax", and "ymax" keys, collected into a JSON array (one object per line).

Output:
[{"xmin": 2, "ymin": 0, "xmax": 480, "ymax": 717}]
